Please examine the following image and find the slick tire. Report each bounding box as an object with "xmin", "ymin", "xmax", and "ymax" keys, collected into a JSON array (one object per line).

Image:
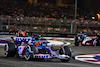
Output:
[
  {"xmin": 59, "ymin": 46, "xmax": 71, "ymax": 62},
  {"xmin": 4, "ymin": 42, "xmax": 17, "ymax": 57},
  {"xmin": 24, "ymin": 46, "xmax": 34, "ymax": 61}
]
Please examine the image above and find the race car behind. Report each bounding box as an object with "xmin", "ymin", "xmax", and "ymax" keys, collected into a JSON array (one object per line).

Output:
[{"xmin": 74, "ymin": 34, "xmax": 96, "ymax": 46}]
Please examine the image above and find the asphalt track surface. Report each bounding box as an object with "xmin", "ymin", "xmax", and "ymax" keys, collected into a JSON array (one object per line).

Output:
[{"xmin": 0, "ymin": 46, "xmax": 100, "ymax": 67}]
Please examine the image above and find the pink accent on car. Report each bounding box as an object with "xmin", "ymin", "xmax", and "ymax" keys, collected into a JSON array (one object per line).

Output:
[
  {"xmin": 18, "ymin": 45, "xmax": 26, "ymax": 55},
  {"xmin": 49, "ymin": 56, "xmax": 53, "ymax": 58},
  {"xmin": 37, "ymin": 54, "xmax": 45, "ymax": 55}
]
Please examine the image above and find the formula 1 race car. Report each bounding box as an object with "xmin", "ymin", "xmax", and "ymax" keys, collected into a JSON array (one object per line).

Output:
[
  {"xmin": 4, "ymin": 37, "xmax": 74, "ymax": 62},
  {"xmin": 74, "ymin": 34, "xmax": 96, "ymax": 46}
]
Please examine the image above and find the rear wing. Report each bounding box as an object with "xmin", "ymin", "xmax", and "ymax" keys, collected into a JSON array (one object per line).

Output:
[
  {"xmin": 10, "ymin": 37, "xmax": 35, "ymax": 45},
  {"xmin": 11, "ymin": 37, "xmax": 35, "ymax": 42}
]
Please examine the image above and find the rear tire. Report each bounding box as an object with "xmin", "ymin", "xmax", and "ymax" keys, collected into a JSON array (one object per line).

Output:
[{"xmin": 4, "ymin": 42, "xmax": 17, "ymax": 57}]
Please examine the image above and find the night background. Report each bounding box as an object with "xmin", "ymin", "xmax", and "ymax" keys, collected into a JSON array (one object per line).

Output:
[
  {"xmin": 40, "ymin": 0, "xmax": 100, "ymax": 15},
  {"xmin": 0, "ymin": 0, "xmax": 100, "ymax": 15},
  {"xmin": 29, "ymin": 0, "xmax": 100, "ymax": 15},
  {"xmin": 78, "ymin": 0, "xmax": 100, "ymax": 15},
  {"xmin": 41, "ymin": 0, "xmax": 100, "ymax": 15}
]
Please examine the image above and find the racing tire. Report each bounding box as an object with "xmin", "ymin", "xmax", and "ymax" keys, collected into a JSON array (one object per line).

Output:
[
  {"xmin": 64, "ymin": 46, "xmax": 71, "ymax": 57},
  {"xmin": 94, "ymin": 38, "xmax": 100, "ymax": 46},
  {"xmin": 75, "ymin": 41, "xmax": 82, "ymax": 46},
  {"xmin": 78, "ymin": 42, "xmax": 82, "ymax": 46},
  {"xmin": 24, "ymin": 46, "xmax": 34, "ymax": 61},
  {"xmin": 93, "ymin": 39, "xmax": 97, "ymax": 46},
  {"xmin": 4, "ymin": 42, "xmax": 17, "ymax": 57},
  {"xmin": 59, "ymin": 46, "xmax": 71, "ymax": 62}
]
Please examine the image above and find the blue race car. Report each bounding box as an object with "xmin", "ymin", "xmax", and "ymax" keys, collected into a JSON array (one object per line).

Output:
[{"xmin": 4, "ymin": 37, "xmax": 74, "ymax": 62}]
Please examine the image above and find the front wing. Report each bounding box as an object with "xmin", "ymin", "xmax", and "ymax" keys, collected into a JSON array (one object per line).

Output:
[{"xmin": 33, "ymin": 54, "xmax": 70, "ymax": 59}]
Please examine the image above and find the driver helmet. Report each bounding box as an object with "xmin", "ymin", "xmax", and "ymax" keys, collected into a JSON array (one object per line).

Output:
[{"xmin": 28, "ymin": 40, "xmax": 33, "ymax": 45}]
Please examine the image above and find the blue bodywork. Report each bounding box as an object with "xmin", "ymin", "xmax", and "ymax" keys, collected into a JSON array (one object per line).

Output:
[
  {"xmin": 77, "ymin": 34, "xmax": 88, "ymax": 37},
  {"xmin": 30, "ymin": 40, "xmax": 69, "ymax": 59},
  {"xmin": 13, "ymin": 37, "xmax": 35, "ymax": 42},
  {"xmin": 0, "ymin": 37, "xmax": 35, "ymax": 44}
]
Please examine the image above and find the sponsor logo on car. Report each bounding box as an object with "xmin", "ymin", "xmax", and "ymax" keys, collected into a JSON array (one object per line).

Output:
[
  {"xmin": 34, "ymin": 55, "xmax": 49, "ymax": 58},
  {"xmin": 13, "ymin": 37, "xmax": 35, "ymax": 41}
]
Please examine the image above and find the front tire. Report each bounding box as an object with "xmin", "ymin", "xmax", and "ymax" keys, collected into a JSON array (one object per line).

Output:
[
  {"xmin": 59, "ymin": 46, "xmax": 72, "ymax": 62},
  {"xmin": 24, "ymin": 46, "xmax": 33, "ymax": 61}
]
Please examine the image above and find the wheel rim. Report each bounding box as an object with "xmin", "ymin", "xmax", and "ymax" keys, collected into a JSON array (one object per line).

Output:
[
  {"xmin": 26, "ymin": 50, "xmax": 29, "ymax": 58},
  {"xmin": 25, "ymin": 49, "xmax": 30, "ymax": 60},
  {"xmin": 4, "ymin": 44, "xmax": 8, "ymax": 57}
]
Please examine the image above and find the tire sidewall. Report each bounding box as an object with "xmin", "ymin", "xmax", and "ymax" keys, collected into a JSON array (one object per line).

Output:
[
  {"xmin": 24, "ymin": 48, "xmax": 31, "ymax": 60},
  {"xmin": 24, "ymin": 45, "xmax": 34, "ymax": 61},
  {"xmin": 4, "ymin": 43, "xmax": 9, "ymax": 57}
]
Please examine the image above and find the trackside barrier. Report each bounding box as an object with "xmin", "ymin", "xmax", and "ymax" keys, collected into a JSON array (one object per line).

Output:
[
  {"xmin": 40, "ymin": 37, "xmax": 75, "ymax": 46},
  {"xmin": 40, "ymin": 37, "xmax": 74, "ymax": 40}
]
